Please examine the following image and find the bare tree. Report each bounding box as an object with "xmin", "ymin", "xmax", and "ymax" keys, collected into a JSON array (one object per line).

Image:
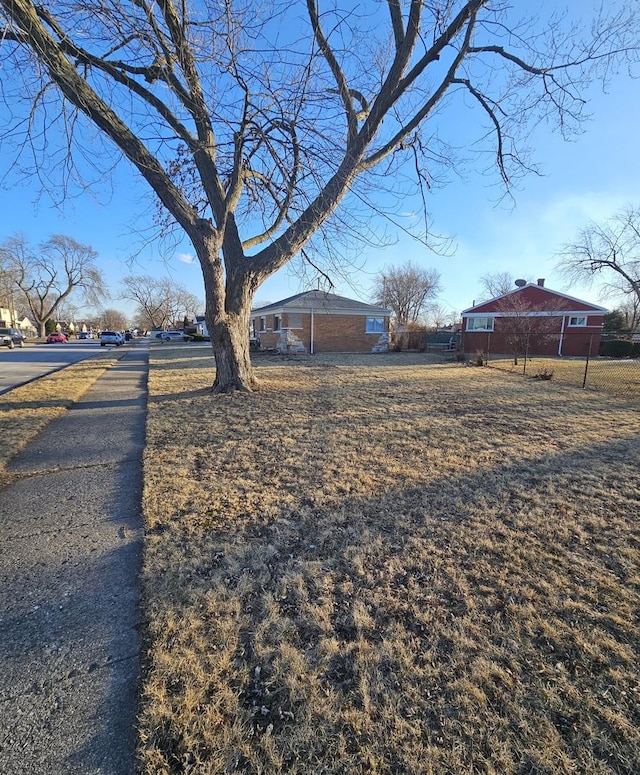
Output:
[
  {"xmin": 54, "ymin": 298, "xmax": 82, "ymax": 333},
  {"xmin": 426, "ymin": 303, "xmax": 453, "ymax": 330},
  {"xmin": 1, "ymin": 2, "xmax": 638, "ymax": 390},
  {"xmin": 479, "ymin": 271, "xmax": 521, "ymax": 300},
  {"xmin": 99, "ymin": 308, "xmax": 129, "ymax": 332},
  {"xmin": 557, "ymin": 205, "xmax": 640, "ymax": 312},
  {"xmin": 0, "ymin": 234, "xmax": 106, "ymax": 337},
  {"xmin": 121, "ymin": 275, "xmax": 200, "ymax": 331},
  {"xmin": 374, "ymin": 262, "xmax": 441, "ymax": 327},
  {"xmin": 495, "ymin": 295, "xmax": 558, "ymax": 365},
  {"xmin": 619, "ymin": 295, "xmax": 640, "ymax": 333}
]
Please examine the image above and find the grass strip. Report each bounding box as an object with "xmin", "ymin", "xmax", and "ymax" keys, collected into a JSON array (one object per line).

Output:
[{"xmin": 487, "ymin": 356, "xmax": 640, "ymax": 398}]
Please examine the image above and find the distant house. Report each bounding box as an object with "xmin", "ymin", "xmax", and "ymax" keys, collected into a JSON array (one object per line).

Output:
[
  {"xmin": 185, "ymin": 316, "xmax": 208, "ymax": 337},
  {"xmin": 251, "ymin": 290, "xmax": 391, "ymax": 354},
  {"xmin": 16, "ymin": 316, "xmax": 37, "ymax": 338},
  {"xmin": 0, "ymin": 305, "xmax": 16, "ymax": 327},
  {"xmin": 461, "ymin": 279, "xmax": 607, "ymax": 357}
]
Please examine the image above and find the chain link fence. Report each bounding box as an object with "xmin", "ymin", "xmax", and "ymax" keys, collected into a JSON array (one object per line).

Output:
[{"xmin": 470, "ymin": 332, "xmax": 640, "ymax": 400}]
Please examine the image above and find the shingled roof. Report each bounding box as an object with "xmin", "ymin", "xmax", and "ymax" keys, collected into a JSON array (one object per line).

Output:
[{"xmin": 252, "ymin": 290, "xmax": 390, "ymax": 316}]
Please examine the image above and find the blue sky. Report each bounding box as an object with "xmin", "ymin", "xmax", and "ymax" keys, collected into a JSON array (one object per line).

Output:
[{"xmin": 1, "ymin": 2, "xmax": 639, "ymax": 323}]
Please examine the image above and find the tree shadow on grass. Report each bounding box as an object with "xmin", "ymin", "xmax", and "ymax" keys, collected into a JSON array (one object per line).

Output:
[{"xmin": 139, "ymin": 429, "xmax": 640, "ymax": 773}]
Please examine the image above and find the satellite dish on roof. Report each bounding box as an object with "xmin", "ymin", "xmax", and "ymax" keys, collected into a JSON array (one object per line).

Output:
[{"xmin": 514, "ymin": 278, "xmax": 527, "ymax": 287}]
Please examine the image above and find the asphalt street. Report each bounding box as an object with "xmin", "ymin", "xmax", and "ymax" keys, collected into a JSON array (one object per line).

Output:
[{"xmin": 0, "ymin": 341, "xmax": 149, "ymax": 774}]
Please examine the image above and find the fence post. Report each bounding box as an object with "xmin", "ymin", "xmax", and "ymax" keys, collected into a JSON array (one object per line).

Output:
[{"xmin": 582, "ymin": 334, "xmax": 594, "ymax": 389}]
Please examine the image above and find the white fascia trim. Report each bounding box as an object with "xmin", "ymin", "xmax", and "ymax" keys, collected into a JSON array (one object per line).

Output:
[
  {"xmin": 252, "ymin": 306, "xmax": 390, "ymax": 317},
  {"xmin": 461, "ymin": 286, "xmax": 608, "ymax": 314},
  {"xmin": 462, "ymin": 310, "xmax": 603, "ymax": 319}
]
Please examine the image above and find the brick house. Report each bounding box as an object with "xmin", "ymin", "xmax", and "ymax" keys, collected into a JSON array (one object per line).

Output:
[
  {"xmin": 251, "ymin": 290, "xmax": 391, "ymax": 353},
  {"xmin": 461, "ymin": 280, "xmax": 607, "ymax": 357}
]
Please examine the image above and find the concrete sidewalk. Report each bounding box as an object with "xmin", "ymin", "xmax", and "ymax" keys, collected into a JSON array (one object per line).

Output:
[{"xmin": 0, "ymin": 343, "xmax": 149, "ymax": 774}]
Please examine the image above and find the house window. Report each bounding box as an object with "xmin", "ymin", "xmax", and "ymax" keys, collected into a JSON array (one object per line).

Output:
[
  {"xmin": 259, "ymin": 317, "xmax": 266, "ymax": 332},
  {"xmin": 273, "ymin": 315, "xmax": 281, "ymax": 332},
  {"xmin": 366, "ymin": 317, "xmax": 385, "ymax": 333},
  {"xmin": 568, "ymin": 316, "xmax": 587, "ymax": 327},
  {"xmin": 466, "ymin": 316, "xmax": 494, "ymax": 332}
]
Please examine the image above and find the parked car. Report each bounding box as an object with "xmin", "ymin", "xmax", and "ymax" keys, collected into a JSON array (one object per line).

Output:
[
  {"xmin": 46, "ymin": 332, "xmax": 68, "ymax": 343},
  {"xmin": 78, "ymin": 331, "xmax": 94, "ymax": 339},
  {"xmin": 0, "ymin": 327, "xmax": 25, "ymax": 348},
  {"xmin": 161, "ymin": 331, "xmax": 189, "ymax": 342},
  {"xmin": 100, "ymin": 330, "xmax": 123, "ymax": 346}
]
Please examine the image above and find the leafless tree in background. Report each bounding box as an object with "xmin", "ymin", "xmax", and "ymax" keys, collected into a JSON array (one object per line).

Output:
[
  {"xmin": 1, "ymin": 1, "xmax": 638, "ymax": 390},
  {"xmin": 619, "ymin": 296, "xmax": 640, "ymax": 333},
  {"xmin": 99, "ymin": 308, "xmax": 129, "ymax": 332},
  {"xmin": 557, "ymin": 205, "xmax": 640, "ymax": 314},
  {"xmin": 426, "ymin": 303, "xmax": 458, "ymax": 330},
  {"xmin": 478, "ymin": 271, "xmax": 521, "ymax": 300},
  {"xmin": 0, "ymin": 234, "xmax": 106, "ymax": 336},
  {"xmin": 121, "ymin": 275, "xmax": 200, "ymax": 331},
  {"xmin": 374, "ymin": 261, "xmax": 442, "ymax": 327}
]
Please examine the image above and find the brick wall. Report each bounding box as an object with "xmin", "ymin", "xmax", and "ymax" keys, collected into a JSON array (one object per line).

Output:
[
  {"xmin": 308, "ymin": 314, "xmax": 385, "ymax": 352},
  {"xmin": 462, "ymin": 315, "xmax": 603, "ymax": 357},
  {"xmin": 251, "ymin": 311, "xmax": 388, "ymax": 352}
]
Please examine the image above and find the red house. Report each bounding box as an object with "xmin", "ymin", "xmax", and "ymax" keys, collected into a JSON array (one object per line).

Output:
[{"xmin": 461, "ymin": 280, "xmax": 607, "ymax": 357}]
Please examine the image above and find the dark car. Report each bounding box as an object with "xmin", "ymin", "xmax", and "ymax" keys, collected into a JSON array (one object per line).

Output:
[{"xmin": 0, "ymin": 327, "xmax": 25, "ymax": 348}]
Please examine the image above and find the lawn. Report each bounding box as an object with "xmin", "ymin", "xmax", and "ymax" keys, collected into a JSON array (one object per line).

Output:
[
  {"xmin": 138, "ymin": 350, "xmax": 640, "ymax": 774},
  {"xmin": 486, "ymin": 355, "xmax": 640, "ymax": 399}
]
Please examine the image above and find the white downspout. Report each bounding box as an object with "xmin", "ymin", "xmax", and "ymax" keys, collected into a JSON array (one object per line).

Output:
[
  {"xmin": 310, "ymin": 308, "xmax": 314, "ymax": 354},
  {"xmin": 558, "ymin": 315, "xmax": 566, "ymax": 356}
]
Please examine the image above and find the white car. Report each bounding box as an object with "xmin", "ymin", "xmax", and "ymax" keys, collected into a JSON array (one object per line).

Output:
[
  {"xmin": 100, "ymin": 330, "xmax": 124, "ymax": 346},
  {"xmin": 160, "ymin": 331, "xmax": 188, "ymax": 342}
]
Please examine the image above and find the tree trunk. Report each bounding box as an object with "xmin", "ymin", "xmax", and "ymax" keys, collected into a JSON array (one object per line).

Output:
[
  {"xmin": 209, "ymin": 311, "xmax": 257, "ymax": 393},
  {"xmin": 197, "ymin": 228, "xmax": 259, "ymax": 393}
]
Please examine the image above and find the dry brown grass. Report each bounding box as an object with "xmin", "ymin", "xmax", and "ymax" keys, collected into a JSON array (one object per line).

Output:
[
  {"xmin": 487, "ymin": 356, "xmax": 640, "ymax": 398},
  {"xmin": 0, "ymin": 353, "xmax": 123, "ymax": 483},
  {"xmin": 138, "ymin": 350, "xmax": 640, "ymax": 774}
]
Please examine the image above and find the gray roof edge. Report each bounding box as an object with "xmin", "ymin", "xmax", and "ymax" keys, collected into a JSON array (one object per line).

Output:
[{"xmin": 252, "ymin": 290, "xmax": 390, "ymax": 316}]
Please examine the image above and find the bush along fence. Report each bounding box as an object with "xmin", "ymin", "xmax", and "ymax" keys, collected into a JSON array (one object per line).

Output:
[{"xmin": 468, "ymin": 332, "xmax": 640, "ymax": 400}]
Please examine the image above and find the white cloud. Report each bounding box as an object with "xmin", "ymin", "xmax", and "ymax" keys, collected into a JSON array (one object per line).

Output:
[
  {"xmin": 540, "ymin": 191, "xmax": 630, "ymax": 232},
  {"xmin": 177, "ymin": 252, "xmax": 195, "ymax": 264}
]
